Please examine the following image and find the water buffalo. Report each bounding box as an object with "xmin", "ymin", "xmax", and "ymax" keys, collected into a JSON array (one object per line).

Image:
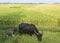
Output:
[
  {"xmin": 5, "ymin": 28, "xmax": 17, "ymax": 37},
  {"xmin": 19, "ymin": 23, "xmax": 43, "ymax": 41}
]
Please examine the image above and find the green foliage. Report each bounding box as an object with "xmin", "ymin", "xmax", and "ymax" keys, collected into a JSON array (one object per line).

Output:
[
  {"xmin": 0, "ymin": 4, "xmax": 60, "ymax": 43},
  {"xmin": 0, "ymin": 12, "xmax": 26, "ymax": 25}
]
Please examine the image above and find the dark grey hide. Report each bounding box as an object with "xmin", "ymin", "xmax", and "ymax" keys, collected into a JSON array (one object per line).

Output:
[{"xmin": 19, "ymin": 23, "xmax": 43, "ymax": 41}]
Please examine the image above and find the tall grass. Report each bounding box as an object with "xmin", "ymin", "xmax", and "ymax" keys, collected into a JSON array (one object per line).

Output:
[
  {"xmin": 0, "ymin": 4, "xmax": 60, "ymax": 43},
  {"xmin": 0, "ymin": 4, "xmax": 60, "ymax": 27}
]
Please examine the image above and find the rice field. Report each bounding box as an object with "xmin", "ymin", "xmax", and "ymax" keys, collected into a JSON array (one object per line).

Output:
[{"xmin": 0, "ymin": 4, "xmax": 60, "ymax": 43}]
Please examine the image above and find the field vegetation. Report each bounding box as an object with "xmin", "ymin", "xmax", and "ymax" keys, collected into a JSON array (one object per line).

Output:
[{"xmin": 0, "ymin": 4, "xmax": 60, "ymax": 43}]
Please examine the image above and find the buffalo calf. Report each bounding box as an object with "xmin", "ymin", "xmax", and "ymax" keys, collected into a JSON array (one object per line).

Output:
[{"xmin": 5, "ymin": 28, "xmax": 17, "ymax": 37}]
